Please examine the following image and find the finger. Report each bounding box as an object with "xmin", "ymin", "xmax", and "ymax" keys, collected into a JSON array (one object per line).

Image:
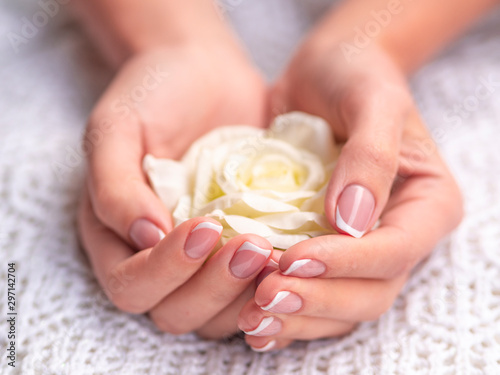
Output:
[
  {"xmin": 245, "ymin": 336, "xmax": 294, "ymax": 353},
  {"xmin": 194, "ymin": 254, "xmax": 283, "ymax": 338},
  {"xmin": 324, "ymin": 86, "xmax": 413, "ymax": 238},
  {"xmin": 238, "ymin": 300, "xmax": 356, "ymax": 340},
  {"xmin": 195, "ymin": 284, "xmax": 255, "ymax": 340},
  {"xmin": 255, "ymin": 251, "xmax": 282, "ymax": 287},
  {"xmin": 149, "ymin": 235, "xmax": 273, "ymax": 335},
  {"xmin": 86, "ymin": 108, "xmax": 172, "ymax": 250},
  {"xmin": 279, "ymin": 142, "xmax": 462, "ymax": 280},
  {"xmin": 79, "ymin": 193, "xmax": 223, "ymax": 313},
  {"xmin": 253, "ymin": 272, "xmax": 407, "ymax": 321}
]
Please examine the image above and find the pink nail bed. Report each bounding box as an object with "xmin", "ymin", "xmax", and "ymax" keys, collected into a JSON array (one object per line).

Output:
[
  {"xmin": 129, "ymin": 218, "xmax": 165, "ymax": 250},
  {"xmin": 282, "ymin": 259, "xmax": 326, "ymax": 277},
  {"xmin": 336, "ymin": 184, "xmax": 375, "ymax": 238},
  {"xmin": 243, "ymin": 316, "xmax": 282, "ymax": 336},
  {"xmin": 261, "ymin": 291, "xmax": 302, "ymax": 314},
  {"xmin": 184, "ymin": 222, "xmax": 222, "ymax": 259},
  {"xmin": 230, "ymin": 242, "xmax": 271, "ymax": 279}
]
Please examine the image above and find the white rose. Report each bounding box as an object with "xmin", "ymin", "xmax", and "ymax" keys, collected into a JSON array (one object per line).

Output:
[{"xmin": 143, "ymin": 112, "xmax": 339, "ymax": 250}]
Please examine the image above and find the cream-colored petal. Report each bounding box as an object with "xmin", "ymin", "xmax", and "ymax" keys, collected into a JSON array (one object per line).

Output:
[
  {"xmin": 143, "ymin": 154, "xmax": 188, "ymax": 212},
  {"xmin": 191, "ymin": 148, "xmax": 223, "ymax": 210},
  {"xmin": 267, "ymin": 234, "xmax": 311, "ymax": 250},
  {"xmin": 239, "ymin": 193, "xmax": 299, "ymax": 213},
  {"xmin": 270, "ymin": 112, "xmax": 339, "ymax": 164},
  {"xmin": 223, "ymin": 215, "xmax": 276, "ymax": 237},
  {"xmin": 172, "ymin": 195, "xmax": 192, "ymax": 226},
  {"xmin": 257, "ymin": 212, "xmax": 332, "ymax": 231},
  {"xmin": 182, "ymin": 126, "xmax": 263, "ymax": 173}
]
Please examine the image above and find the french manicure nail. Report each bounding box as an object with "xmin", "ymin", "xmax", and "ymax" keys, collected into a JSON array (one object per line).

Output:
[
  {"xmin": 282, "ymin": 259, "xmax": 326, "ymax": 277},
  {"xmin": 243, "ymin": 316, "xmax": 281, "ymax": 336},
  {"xmin": 184, "ymin": 222, "xmax": 223, "ymax": 259},
  {"xmin": 256, "ymin": 259, "xmax": 279, "ymax": 287},
  {"xmin": 261, "ymin": 291, "xmax": 302, "ymax": 314},
  {"xmin": 251, "ymin": 340, "xmax": 276, "ymax": 352},
  {"xmin": 230, "ymin": 242, "xmax": 271, "ymax": 279},
  {"xmin": 336, "ymin": 184, "xmax": 375, "ymax": 238},
  {"xmin": 129, "ymin": 218, "xmax": 166, "ymax": 250}
]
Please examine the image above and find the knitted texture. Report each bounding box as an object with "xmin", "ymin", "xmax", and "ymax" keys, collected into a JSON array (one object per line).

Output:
[{"xmin": 0, "ymin": 1, "xmax": 499, "ymax": 374}]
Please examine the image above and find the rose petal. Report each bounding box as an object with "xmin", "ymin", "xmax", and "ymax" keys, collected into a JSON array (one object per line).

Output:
[
  {"xmin": 257, "ymin": 212, "xmax": 333, "ymax": 231},
  {"xmin": 191, "ymin": 148, "xmax": 224, "ymax": 210},
  {"xmin": 240, "ymin": 193, "xmax": 299, "ymax": 213},
  {"xmin": 192, "ymin": 192, "xmax": 296, "ymax": 216},
  {"xmin": 270, "ymin": 112, "xmax": 338, "ymax": 164},
  {"xmin": 221, "ymin": 215, "xmax": 276, "ymax": 237},
  {"xmin": 221, "ymin": 137, "xmax": 326, "ymax": 192},
  {"xmin": 267, "ymin": 234, "xmax": 311, "ymax": 250},
  {"xmin": 143, "ymin": 154, "xmax": 188, "ymax": 212},
  {"xmin": 172, "ymin": 195, "xmax": 192, "ymax": 225},
  {"xmin": 182, "ymin": 126, "xmax": 263, "ymax": 171}
]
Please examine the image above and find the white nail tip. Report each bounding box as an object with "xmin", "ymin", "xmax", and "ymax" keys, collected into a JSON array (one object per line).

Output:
[
  {"xmin": 237, "ymin": 242, "xmax": 271, "ymax": 257},
  {"xmin": 261, "ymin": 291, "xmax": 290, "ymax": 311},
  {"xmin": 282, "ymin": 259, "xmax": 311, "ymax": 276},
  {"xmin": 192, "ymin": 222, "xmax": 223, "ymax": 234},
  {"xmin": 251, "ymin": 340, "xmax": 276, "ymax": 352},
  {"xmin": 243, "ymin": 317, "xmax": 274, "ymax": 335},
  {"xmin": 268, "ymin": 259, "xmax": 279, "ymax": 268},
  {"xmin": 158, "ymin": 229, "xmax": 166, "ymax": 241},
  {"xmin": 336, "ymin": 206, "xmax": 365, "ymax": 239}
]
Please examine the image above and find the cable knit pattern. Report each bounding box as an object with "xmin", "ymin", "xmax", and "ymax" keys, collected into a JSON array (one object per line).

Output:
[{"xmin": 0, "ymin": 1, "xmax": 499, "ymax": 374}]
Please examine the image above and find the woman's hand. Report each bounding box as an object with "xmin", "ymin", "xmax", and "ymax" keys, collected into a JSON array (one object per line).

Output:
[
  {"xmin": 237, "ymin": 42, "xmax": 463, "ymax": 351},
  {"xmin": 78, "ymin": 42, "xmax": 271, "ymax": 338}
]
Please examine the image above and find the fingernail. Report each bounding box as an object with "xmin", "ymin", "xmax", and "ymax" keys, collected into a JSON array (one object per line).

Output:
[
  {"xmin": 230, "ymin": 242, "xmax": 271, "ymax": 279},
  {"xmin": 256, "ymin": 259, "xmax": 279, "ymax": 287},
  {"xmin": 336, "ymin": 184, "xmax": 375, "ymax": 238},
  {"xmin": 243, "ymin": 317, "xmax": 281, "ymax": 336},
  {"xmin": 282, "ymin": 259, "xmax": 326, "ymax": 277},
  {"xmin": 184, "ymin": 222, "xmax": 223, "ymax": 259},
  {"xmin": 129, "ymin": 218, "xmax": 166, "ymax": 250},
  {"xmin": 251, "ymin": 340, "xmax": 276, "ymax": 352},
  {"xmin": 261, "ymin": 291, "xmax": 302, "ymax": 314}
]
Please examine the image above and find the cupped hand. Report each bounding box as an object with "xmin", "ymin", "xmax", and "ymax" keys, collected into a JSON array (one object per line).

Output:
[
  {"xmin": 238, "ymin": 43, "xmax": 463, "ymax": 351},
  {"xmin": 78, "ymin": 42, "xmax": 270, "ymax": 337}
]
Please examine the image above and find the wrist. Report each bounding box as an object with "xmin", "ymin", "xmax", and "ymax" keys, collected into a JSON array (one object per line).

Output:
[
  {"xmin": 74, "ymin": 0, "xmax": 245, "ymax": 67},
  {"xmin": 300, "ymin": 0, "xmax": 497, "ymax": 75}
]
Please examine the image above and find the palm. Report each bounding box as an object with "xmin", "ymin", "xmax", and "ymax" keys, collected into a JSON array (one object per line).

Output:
[{"xmin": 103, "ymin": 45, "xmax": 268, "ymax": 161}]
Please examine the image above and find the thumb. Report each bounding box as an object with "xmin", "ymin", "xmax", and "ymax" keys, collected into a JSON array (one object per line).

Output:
[
  {"xmin": 325, "ymin": 99, "xmax": 409, "ymax": 238},
  {"xmin": 86, "ymin": 113, "xmax": 172, "ymax": 250}
]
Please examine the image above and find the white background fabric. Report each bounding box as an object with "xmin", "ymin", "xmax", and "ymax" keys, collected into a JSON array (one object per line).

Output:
[{"xmin": 0, "ymin": 0, "xmax": 500, "ymax": 374}]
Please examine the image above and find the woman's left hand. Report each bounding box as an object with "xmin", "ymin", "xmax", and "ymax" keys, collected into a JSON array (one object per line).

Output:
[{"xmin": 237, "ymin": 40, "xmax": 463, "ymax": 351}]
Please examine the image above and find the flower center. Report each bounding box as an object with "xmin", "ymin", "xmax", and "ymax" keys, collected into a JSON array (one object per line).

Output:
[{"xmin": 242, "ymin": 154, "xmax": 307, "ymax": 192}]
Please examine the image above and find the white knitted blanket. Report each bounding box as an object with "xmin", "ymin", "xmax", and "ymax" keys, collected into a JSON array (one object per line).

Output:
[{"xmin": 1, "ymin": 1, "xmax": 500, "ymax": 374}]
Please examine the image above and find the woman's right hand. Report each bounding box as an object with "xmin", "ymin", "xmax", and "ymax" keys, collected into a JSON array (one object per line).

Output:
[{"xmin": 78, "ymin": 42, "xmax": 272, "ymax": 338}]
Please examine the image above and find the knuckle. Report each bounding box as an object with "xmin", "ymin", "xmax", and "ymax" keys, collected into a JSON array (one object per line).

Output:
[
  {"xmin": 151, "ymin": 315, "xmax": 185, "ymax": 335},
  {"xmin": 362, "ymin": 142, "xmax": 399, "ymax": 174},
  {"xmin": 108, "ymin": 292, "xmax": 143, "ymax": 314},
  {"xmin": 195, "ymin": 329, "xmax": 220, "ymax": 340},
  {"xmin": 105, "ymin": 267, "xmax": 144, "ymax": 313},
  {"xmin": 208, "ymin": 285, "xmax": 234, "ymax": 304},
  {"xmin": 340, "ymin": 83, "xmax": 373, "ymax": 119},
  {"xmin": 150, "ymin": 311, "xmax": 193, "ymax": 335}
]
